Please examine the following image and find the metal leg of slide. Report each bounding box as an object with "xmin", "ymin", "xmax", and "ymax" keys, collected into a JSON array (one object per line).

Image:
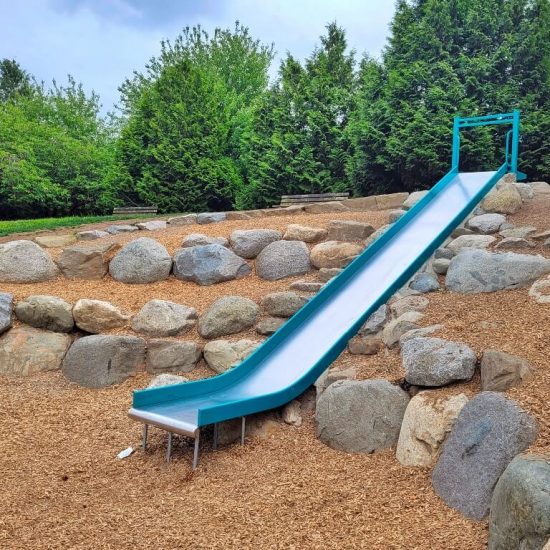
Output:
[
  {"xmin": 142, "ymin": 424, "xmax": 148, "ymax": 451},
  {"xmin": 241, "ymin": 416, "xmax": 246, "ymax": 445},
  {"xmin": 166, "ymin": 432, "xmax": 173, "ymax": 463},
  {"xmin": 192, "ymin": 430, "xmax": 200, "ymax": 470},
  {"xmin": 212, "ymin": 423, "xmax": 218, "ymax": 450}
]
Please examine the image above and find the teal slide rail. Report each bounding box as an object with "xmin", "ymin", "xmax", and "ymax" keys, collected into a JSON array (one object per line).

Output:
[{"xmin": 129, "ymin": 112, "xmax": 523, "ymax": 468}]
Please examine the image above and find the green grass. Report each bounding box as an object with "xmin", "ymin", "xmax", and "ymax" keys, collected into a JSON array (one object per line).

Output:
[{"xmin": 0, "ymin": 214, "xmax": 156, "ymax": 237}]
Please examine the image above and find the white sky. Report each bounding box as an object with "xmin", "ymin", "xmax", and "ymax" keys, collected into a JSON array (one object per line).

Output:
[{"xmin": 1, "ymin": 0, "xmax": 396, "ymax": 112}]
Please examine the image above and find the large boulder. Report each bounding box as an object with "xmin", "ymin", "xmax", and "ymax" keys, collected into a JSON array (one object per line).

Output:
[
  {"xmin": 181, "ymin": 233, "xmax": 228, "ymax": 248},
  {"xmin": 489, "ymin": 454, "xmax": 550, "ymax": 550},
  {"xmin": 403, "ymin": 190, "xmax": 428, "ymax": 210},
  {"xmin": 255, "ymin": 317, "xmax": 285, "ymax": 335},
  {"xmin": 396, "ymin": 391, "xmax": 468, "ymax": 467},
  {"xmin": 432, "ymin": 392, "xmax": 538, "ymax": 520},
  {"xmin": 203, "ymin": 339, "xmax": 261, "ymax": 373},
  {"xmin": 261, "ymin": 291, "xmax": 308, "ymax": 318},
  {"xmin": 482, "ymin": 183, "xmax": 523, "ymax": 214},
  {"xmin": 388, "ymin": 209, "xmax": 406, "ymax": 223},
  {"xmin": 0, "ymin": 292, "xmax": 13, "ymax": 334},
  {"xmin": 364, "ymin": 225, "xmax": 390, "ymax": 248},
  {"xmin": 0, "ymin": 240, "xmax": 59, "ymax": 283},
  {"xmin": 316, "ymin": 379, "xmax": 409, "ymax": 453},
  {"xmin": 382, "ymin": 311, "xmax": 424, "ymax": 348},
  {"xmin": 136, "ymin": 220, "xmax": 166, "ymax": 231},
  {"xmin": 146, "ymin": 340, "xmax": 201, "ymax": 373},
  {"xmin": 173, "ymin": 244, "xmax": 251, "ymax": 285},
  {"xmin": 229, "ymin": 229, "xmax": 282, "ymax": 259},
  {"xmin": 402, "ymin": 337, "xmax": 476, "ymax": 386},
  {"xmin": 198, "ymin": 296, "xmax": 260, "ymax": 339},
  {"xmin": 131, "ymin": 300, "xmax": 197, "ymax": 337},
  {"xmin": 500, "ymin": 226, "xmax": 537, "ymax": 239},
  {"xmin": 310, "ymin": 241, "xmax": 363, "ymax": 269},
  {"xmin": 15, "ymin": 295, "xmax": 74, "ymax": 333},
  {"xmin": 73, "ymin": 299, "xmax": 130, "ymax": 334},
  {"xmin": 446, "ymin": 249, "xmax": 550, "ymax": 293},
  {"xmin": 76, "ymin": 230, "xmax": 110, "ymax": 241},
  {"xmin": 283, "ymin": 224, "xmax": 327, "ymax": 243},
  {"xmin": 466, "ymin": 213, "xmax": 506, "ymax": 234},
  {"xmin": 56, "ymin": 242, "xmax": 120, "ymax": 279},
  {"xmin": 409, "ymin": 272, "xmax": 440, "ymax": 293},
  {"xmin": 495, "ymin": 237, "xmax": 535, "ymax": 250},
  {"xmin": 390, "ymin": 295, "xmax": 429, "ymax": 318},
  {"xmin": 256, "ymin": 240, "xmax": 311, "ymax": 280},
  {"xmin": 197, "ymin": 212, "xmax": 226, "ymax": 224},
  {"xmin": 0, "ymin": 327, "xmax": 72, "ymax": 375},
  {"xmin": 167, "ymin": 214, "xmax": 197, "ymax": 226},
  {"xmin": 105, "ymin": 224, "xmax": 138, "ymax": 234},
  {"xmin": 62, "ymin": 335, "xmax": 146, "ymax": 388},
  {"xmin": 109, "ymin": 238, "xmax": 172, "ymax": 283},
  {"xmin": 480, "ymin": 349, "xmax": 533, "ymax": 391},
  {"xmin": 326, "ymin": 220, "xmax": 374, "ymax": 242},
  {"xmin": 447, "ymin": 234, "xmax": 496, "ymax": 253}
]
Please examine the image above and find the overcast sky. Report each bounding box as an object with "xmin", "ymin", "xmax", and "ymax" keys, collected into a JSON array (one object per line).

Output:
[{"xmin": 1, "ymin": 0, "xmax": 395, "ymax": 113}]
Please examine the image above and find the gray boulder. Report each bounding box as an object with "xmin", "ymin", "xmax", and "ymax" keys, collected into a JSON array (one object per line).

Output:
[
  {"xmin": 131, "ymin": 300, "xmax": 197, "ymax": 337},
  {"xmin": 105, "ymin": 224, "xmax": 138, "ymax": 234},
  {"xmin": 432, "ymin": 392, "xmax": 538, "ymax": 520},
  {"xmin": 167, "ymin": 214, "xmax": 198, "ymax": 226},
  {"xmin": 433, "ymin": 258, "xmax": 451, "ymax": 275},
  {"xmin": 466, "ymin": 213, "xmax": 506, "ymax": 234},
  {"xmin": 261, "ymin": 291, "xmax": 308, "ymax": 318},
  {"xmin": 146, "ymin": 340, "xmax": 201, "ymax": 373},
  {"xmin": 0, "ymin": 292, "xmax": 13, "ymax": 334},
  {"xmin": 15, "ymin": 295, "xmax": 74, "ymax": 332},
  {"xmin": 57, "ymin": 242, "xmax": 120, "ymax": 279},
  {"xmin": 203, "ymin": 339, "xmax": 261, "ymax": 373},
  {"xmin": 0, "ymin": 326, "xmax": 72, "ymax": 375},
  {"xmin": 289, "ymin": 281, "xmax": 323, "ymax": 293},
  {"xmin": 197, "ymin": 212, "xmax": 226, "ymax": 224},
  {"xmin": 147, "ymin": 373, "xmax": 188, "ymax": 388},
  {"xmin": 500, "ymin": 226, "xmax": 537, "ymax": 239},
  {"xmin": 62, "ymin": 335, "xmax": 146, "ymax": 388},
  {"xmin": 76, "ymin": 230, "xmax": 110, "ymax": 240},
  {"xmin": 198, "ymin": 296, "xmax": 260, "ymax": 339},
  {"xmin": 447, "ymin": 234, "xmax": 496, "ymax": 253},
  {"xmin": 495, "ymin": 237, "xmax": 535, "ymax": 250},
  {"xmin": 316, "ymin": 379, "xmax": 410, "ymax": 453},
  {"xmin": 136, "ymin": 220, "xmax": 166, "ymax": 231},
  {"xmin": 173, "ymin": 244, "xmax": 251, "ymax": 285},
  {"xmin": 255, "ymin": 317, "xmax": 285, "ymax": 335},
  {"xmin": 489, "ymin": 454, "xmax": 550, "ymax": 550},
  {"xmin": 359, "ymin": 304, "xmax": 389, "ymax": 335},
  {"xmin": 410, "ymin": 272, "xmax": 440, "ymax": 293},
  {"xmin": 403, "ymin": 190, "xmax": 428, "ymax": 210},
  {"xmin": 446, "ymin": 249, "xmax": 550, "ymax": 293},
  {"xmin": 326, "ymin": 220, "xmax": 374, "ymax": 242},
  {"xmin": 434, "ymin": 247, "xmax": 455, "ymax": 260},
  {"xmin": 481, "ymin": 349, "xmax": 533, "ymax": 392},
  {"xmin": 382, "ymin": 311, "xmax": 424, "ymax": 347},
  {"xmin": 109, "ymin": 238, "xmax": 172, "ymax": 283},
  {"xmin": 230, "ymin": 229, "xmax": 282, "ymax": 258},
  {"xmin": 181, "ymin": 233, "xmax": 228, "ymax": 248},
  {"xmin": 388, "ymin": 209, "xmax": 406, "ymax": 223},
  {"xmin": 0, "ymin": 240, "xmax": 59, "ymax": 283},
  {"xmin": 402, "ymin": 337, "xmax": 476, "ymax": 386},
  {"xmin": 256, "ymin": 240, "xmax": 311, "ymax": 280},
  {"xmin": 364, "ymin": 225, "xmax": 390, "ymax": 248}
]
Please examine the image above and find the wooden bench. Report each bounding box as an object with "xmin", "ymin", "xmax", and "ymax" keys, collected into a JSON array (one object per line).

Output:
[
  {"xmin": 112, "ymin": 206, "xmax": 158, "ymax": 215},
  {"xmin": 279, "ymin": 192, "xmax": 349, "ymax": 207}
]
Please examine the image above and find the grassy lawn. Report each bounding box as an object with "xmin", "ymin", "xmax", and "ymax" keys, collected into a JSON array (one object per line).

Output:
[{"xmin": 0, "ymin": 214, "xmax": 156, "ymax": 237}]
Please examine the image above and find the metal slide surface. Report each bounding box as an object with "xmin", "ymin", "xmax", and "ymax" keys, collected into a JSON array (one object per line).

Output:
[{"xmin": 130, "ymin": 166, "xmax": 506, "ymax": 437}]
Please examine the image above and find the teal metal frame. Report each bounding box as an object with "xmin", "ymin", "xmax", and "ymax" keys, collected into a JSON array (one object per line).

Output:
[{"xmin": 452, "ymin": 110, "xmax": 526, "ymax": 180}]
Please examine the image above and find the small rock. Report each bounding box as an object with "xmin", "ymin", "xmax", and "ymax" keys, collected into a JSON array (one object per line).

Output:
[
  {"xmin": 105, "ymin": 224, "xmax": 139, "ymax": 234},
  {"xmin": 434, "ymin": 247, "xmax": 455, "ymax": 260},
  {"xmin": 203, "ymin": 339, "xmax": 260, "ymax": 373},
  {"xmin": 529, "ymin": 181, "xmax": 550, "ymax": 195},
  {"xmin": 76, "ymin": 230, "xmax": 110, "ymax": 240},
  {"xmin": 0, "ymin": 292, "xmax": 13, "ymax": 334},
  {"xmin": 390, "ymin": 295, "xmax": 429, "ymax": 318},
  {"xmin": 433, "ymin": 258, "xmax": 451, "ymax": 274},
  {"xmin": 197, "ymin": 212, "xmax": 226, "ymax": 224},
  {"xmin": 512, "ymin": 182, "xmax": 534, "ymax": 200},
  {"xmin": 409, "ymin": 272, "xmax": 440, "ymax": 293},
  {"xmin": 147, "ymin": 373, "xmax": 188, "ymax": 388},
  {"xmin": 0, "ymin": 240, "xmax": 59, "ymax": 283},
  {"xmin": 495, "ymin": 237, "xmax": 535, "ymax": 250},
  {"xmin": 532, "ymin": 229, "xmax": 550, "ymax": 241},
  {"xmin": 396, "ymin": 392, "xmax": 468, "ymax": 467},
  {"xmin": 317, "ymin": 267, "xmax": 342, "ymax": 282},
  {"xmin": 136, "ymin": 220, "xmax": 167, "ymax": 231},
  {"xmin": 167, "ymin": 214, "xmax": 198, "ymax": 226},
  {"xmin": 255, "ymin": 317, "xmax": 285, "ymax": 335},
  {"xmin": 283, "ymin": 224, "xmax": 327, "ymax": 243},
  {"xmin": 403, "ymin": 190, "xmax": 428, "ymax": 210},
  {"xmin": 488, "ymin": 453, "xmax": 550, "ymax": 550},
  {"xmin": 315, "ymin": 366, "xmax": 357, "ymax": 396},
  {"xmin": 146, "ymin": 340, "xmax": 201, "ymax": 373},
  {"xmin": 466, "ymin": 213, "xmax": 506, "ymax": 234},
  {"xmin": 310, "ymin": 241, "xmax": 363, "ymax": 269},
  {"xmin": 432, "ymin": 392, "xmax": 538, "ymax": 520},
  {"xmin": 131, "ymin": 300, "xmax": 197, "ymax": 337},
  {"xmin": 62, "ymin": 335, "xmax": 146, "ymax": 388},
  {"xmin": 402, "ymin": 337, "xmax": 476, "ymax": 386},
  {"xmin": 230, "ymin": 229, "xmax": 282, "ymax": 259},
  {"xmin": 0, "ymin": 327, "xmax": 72, "ymax": 375},
  {"xmin": 57, "ymin": 242, "xmax": 120, "ymax": 280},
  {"xmin": 399, "ymin": 324, "xmax": 443, "ymax": 345},
  {"xmin": 34, "ymin": 234, "xmax": 77, "ymax": 248},
  {"xmin": 451, "ymin": 226, "xmax": 475, "ymax": 238},
  {"xmin": 480, "ymin": 349, "xmax": 533, "ymax": 391},
  {"xmin": 289, "ymin": 281, "xmax": 323, "ymax": 293},
  {"xmin": 348, "ymin": 335, "xmax": 382, "ymax": 355},
  {"xmin": 73, "ymin": 299, "xmax": 130, "ymax": 333},
  {"xmin": 316, "ymin": 379, "xmax": 410, "ymax": 453},
  {"xmin": 15, "ymin": 295, "xmax": 74, "ymax": 332},
  {"xmin": 482, "ymin": 183, "xmax": 523, "ymax": 214},
  {"xmin": 282, "ymin": 400, "xmax": 302, "ymax": 427},
  {"xmin": 261, "ymin": 292, "xmax": 308, "ymax": 318},
  {"xmin": 181, "ymin": 233, "xmax": 228, "ymax": 248},
  {"xmin": 529, "ymin": 276, "xmax": 550, "ymax": 304},
  {"xmin": 326, "ymin": 220, "xmax": 374, "ymax": 242},
  {"xmin": 359, "ymin": 304, "xmax": 389, "ymax": 335},
  {"xmin": 109, "ymin": 238, "xmax": 172, "ymax": 284},
  {"xmin": 447, "ymin": 234, "xmax": 496, "ymax": 253},
  {"xmin": 499, "ymin": 225, "xmax": 537, "ymax": 239},
  {"xmin": 388, "ymin": 209, "xmax": 406, "ymax": 223},
  {"xmin": 173, "ymin": 244, "xmax": 251, "ymax": 285},
  {"xmin": 198, "ymin": 296, "xmax": 260, "ymax": 339},
  {"xmin": 256, "ymin": 241, "xmax": 311, "ymax": 280},
  {"xmin": 382, "ymin": 311, "xmax": 424, "ymax": 348}
]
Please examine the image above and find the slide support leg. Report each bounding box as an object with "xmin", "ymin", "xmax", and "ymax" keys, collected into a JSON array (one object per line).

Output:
[
  {"xmin": 193, "ymin": 431, "xmax": 200, "ymax": 470},
  {"xmin": 241, "ymin": 416, "xmax": 246, "ymax": 446},
  {"xmin": 142, "ymin": 424, "xmax": 148, "ymax": 451},
  {"xmin": 166, "ymin": 432, "xmax": 173, "ymax": 463}
]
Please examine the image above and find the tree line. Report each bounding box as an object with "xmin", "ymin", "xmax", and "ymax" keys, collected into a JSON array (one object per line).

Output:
[{"xmin": 1, "ymin": 0, "xmax": 549, "ymax": 219}]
